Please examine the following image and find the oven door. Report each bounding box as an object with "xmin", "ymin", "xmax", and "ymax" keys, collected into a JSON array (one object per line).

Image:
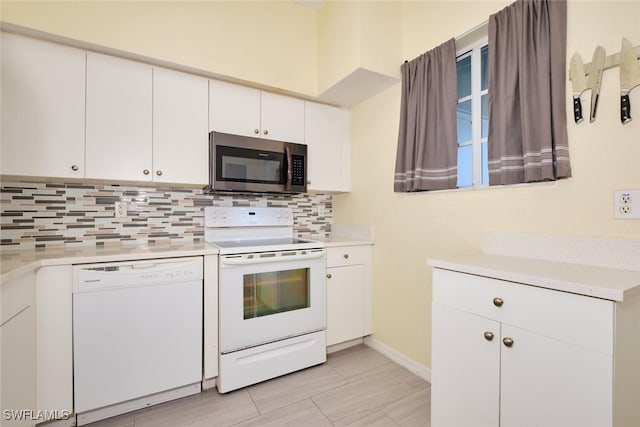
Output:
[{"xmin": 218, "ymin": 248, "xmax": 326, "ymax": 354}]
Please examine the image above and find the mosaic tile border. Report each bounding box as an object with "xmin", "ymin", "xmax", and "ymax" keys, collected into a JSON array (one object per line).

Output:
[{"xmin": 0, "ymin": 180, "xmax": 332, "ymax": 250}]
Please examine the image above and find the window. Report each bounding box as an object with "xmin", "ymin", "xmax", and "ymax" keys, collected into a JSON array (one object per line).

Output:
[{"xmin": 456, "ymin": 42, "xmax": 489, "ymax": 188}]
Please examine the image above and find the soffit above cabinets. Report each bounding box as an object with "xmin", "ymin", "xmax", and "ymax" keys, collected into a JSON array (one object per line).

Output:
[{"xmin": 317, "ymin": 67, "xmax": 399, "ymax": 107}]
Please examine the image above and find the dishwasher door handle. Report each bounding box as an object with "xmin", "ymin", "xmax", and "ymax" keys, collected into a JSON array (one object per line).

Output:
[{"xmin": 73, "ymin": 257, "xmax": 203, "ymax": 292}]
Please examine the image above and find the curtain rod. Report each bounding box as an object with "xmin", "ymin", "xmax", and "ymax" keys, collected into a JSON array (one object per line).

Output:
[{"xmin": 403, "ymin": 19, "xmax": 489, "ymax": 63}]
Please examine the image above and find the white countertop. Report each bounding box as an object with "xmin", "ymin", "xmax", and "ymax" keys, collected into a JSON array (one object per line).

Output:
[
  {"xmin": 1, "ymin": 242, "xmax": 220, "ymax": 281},
  {"xmin": 1, "ymin": 233, "xmax": 374, "ymax": 281},
  {"xmin": 428, "ymin": 254, "xmax": 640, "ymax": 302},
  {"xmin": 316, "ymin": 236, "xmax": 374, "ymax": 248}
]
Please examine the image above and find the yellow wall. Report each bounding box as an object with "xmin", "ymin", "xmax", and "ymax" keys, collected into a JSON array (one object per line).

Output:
[
  {"xmin": 333, "ymin": 0, "xmax": 640, "ymax": 368},
  {"xmin": 2, "ymin": 0, "xmax": 639, "ymax": 370},
  {"xmin": 0, "ymin": 0, "xmax": 318, "ymax": 94},
  {"xmin": 317, "ymin": 1, "xmax": 401, "ymax": 94}
]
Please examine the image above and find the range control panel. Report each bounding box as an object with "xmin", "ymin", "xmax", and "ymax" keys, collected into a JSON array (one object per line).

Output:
[{"xmin": 204, "ymin": 207, "xmax": 293, "ymax": 227}]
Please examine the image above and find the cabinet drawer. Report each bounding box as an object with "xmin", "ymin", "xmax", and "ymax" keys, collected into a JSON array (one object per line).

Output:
[
  {"xmin": 432, "ymin": 269, "xmax": 614, "ymax": 355},
  {"xmin": 326, "ymin": 245, "xmax": 371, "ymax": 268}
]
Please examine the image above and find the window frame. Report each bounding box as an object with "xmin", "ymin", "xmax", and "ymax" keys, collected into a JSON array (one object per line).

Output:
[{"xmin": 456, "ymin": 37, "xmax": 489, "ymax": 189}]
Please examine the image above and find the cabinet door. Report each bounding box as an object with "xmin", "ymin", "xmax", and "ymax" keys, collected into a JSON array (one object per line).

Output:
[
  {"xmin": 431, "ymin": 303, "xmax": 500, "ymax": 427},
  {"xmin": 500, "ymin": 324, "xmax": 613, "ymax": 427},
  {"xmin": 1, "ymin": 33, "xmax": 85, "ymax": 178},
  {"xmin": 209, "ymin": 80, "xmax": 261, "ymax": 137},
  {"xmin": 326, "ymin": 264, "xmax": 364, "ymax": 346},
  {"xmin": 305, "ymin": 102, "xmax": 343, "ymax": 192},
  {"xmin": 36, "ymin": 266, "xmax": 73, "ymax": 418},
  {"xmin": 153, "ymin": 68, "xmax": 209, "ymax": 185},
  {"xmin": 1, "ymin": 306, "xmax": 36, "ymax": 427},
  {"xmin": 86, "ymin": 53, "xmax": 152, "ymax": 181},
  {"xmin": 261, "ymin": 92, "xmax": 305, "ymax": 143}
]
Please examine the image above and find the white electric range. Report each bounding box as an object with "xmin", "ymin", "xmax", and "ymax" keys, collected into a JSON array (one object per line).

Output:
[{"xmin": 204, "ymin": 206, "xmax": 327, "ymax": 393}]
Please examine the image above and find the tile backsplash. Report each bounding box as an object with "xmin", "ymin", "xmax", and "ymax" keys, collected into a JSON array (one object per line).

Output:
[{"xmin": 0, "ymin": 180, "xmax": 332, "ymax": 250}]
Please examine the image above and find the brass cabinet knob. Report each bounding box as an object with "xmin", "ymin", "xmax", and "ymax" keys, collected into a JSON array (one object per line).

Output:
[
  {"xmin": 254, "ymin": 129, "xmax": 260, "ymax": 134},
  {"xmin": 71, "ymin": 164, "xmax": 79, "ymax": 171},
  {"xmin": 143, "ymin": 169, "xmax": 150, "ymax": 175},
  {"xmin": 493, "ymin": 297, "xmax": 504, "ymax": 307},
  {"xmin": 503, "ymin": 337, "xmax": 514, "ymax": 347},
  {"xmin": 483, "ymin": 331, "xmax": 494, "ymax": 341},
  {"xmin": 307, "ymin": 180, "xmax": 311, "ymax": 185},
  {"xmin": 326, "ymin": 273, "xmax": 332, "ymax": 279},
  {"xmin": 156, "ymin": 170, "xmax": 163, "ymax": 176},
  {"xmin": 263, "ymin": 129, "xmax": 269, "ymax": 135},
  {"xmin": 343, "ymin": 254, "xmax": 349, "ymax": 259}
]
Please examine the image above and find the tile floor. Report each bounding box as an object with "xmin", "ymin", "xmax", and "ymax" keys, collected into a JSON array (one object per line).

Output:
[{"xmin": 86, "ymin": 344, "xmax": 431, "ymax": 427}]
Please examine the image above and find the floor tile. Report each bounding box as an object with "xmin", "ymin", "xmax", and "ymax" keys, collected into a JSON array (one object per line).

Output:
[
  {"xmin": 232, "ymin": 399, "xmax": 332, "ymax": 427},
  {"xmin": 81, "ymin": 414, "xmax": 135, "ymax": 427},
  {"xmin": 326, "ymin": 344, "xmax": 394, "ymax": 380},
  {"xmin": 384, "ymin": 388, "xmax": 431, "ymax": 427},
  {"xmin": 133, "ymin": 388, "xmax": 259, "ymax": 427},
  {"xmin": 377, "ymin": 362, "xmax": 431, "ymax": 393},
  {"xmin": 343, "ymin": 411, "xmax": 401, "ymax": 427},
  {"xmin": 247, "ymin": 363, "xmax": 347, "ymax": 414},
  {"xmin": 82, "ymin": 344, "xmax": 432, "ymax": 427},
  {"xmin": 312, "ymin": 371, "xmax": 414, "ymax": 426}
]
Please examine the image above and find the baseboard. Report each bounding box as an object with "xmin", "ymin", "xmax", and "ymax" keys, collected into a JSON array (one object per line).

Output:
[
  {"xmin": 364, "ymin": 336, "xmax": 431, "ymax": 382},
  {"xmin": 327, "ymin": 337, "xmax": 364, "ymax": 354}
]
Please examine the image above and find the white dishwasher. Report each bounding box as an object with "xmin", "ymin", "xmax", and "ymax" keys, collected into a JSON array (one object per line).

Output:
[{"xmin": 73, "ymin": 257, "xmax": 203, "ymax": 426}]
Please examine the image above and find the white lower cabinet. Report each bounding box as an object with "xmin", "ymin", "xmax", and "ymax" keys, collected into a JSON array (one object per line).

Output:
[
  {"xmin": 35, "ymin": 266, "xmax": 73, "ymax": 421},
  {"xmin": 431, "ymin": 268, "xmax": 638, "ymax": 427},
  {"xmin": 1, "ymin": 269, "xmax": 36, "ymax": 427},
  {"xmin": 326, "ymin": 244, "xmax": 372, "ymax": 346},
  {"xmin": 0, "ymin": 266, "xmax": 72, "ymax": 427}
]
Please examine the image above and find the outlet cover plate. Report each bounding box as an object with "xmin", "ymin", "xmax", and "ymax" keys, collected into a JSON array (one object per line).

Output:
[
  {"xmin": 115, "ymin": 201, "xmax": 128, "ymax": 218},
  {"xmin": 614, "ymin": 190, "xmax": 640, "ymax": 219}
]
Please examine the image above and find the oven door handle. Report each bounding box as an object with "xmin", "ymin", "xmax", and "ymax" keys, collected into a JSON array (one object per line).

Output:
[{"xmin": 220, "ymin": 250, "xmax": 325, "ymax": 266}]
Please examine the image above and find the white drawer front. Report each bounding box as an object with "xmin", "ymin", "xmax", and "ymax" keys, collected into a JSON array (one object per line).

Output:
[
  {"xmin": 432, "ymin": 269, "xmax": 614, "ymax": 355},
  {"xmin": 326, "ymin": 245, "xmax": 370, "ymax": 268}
]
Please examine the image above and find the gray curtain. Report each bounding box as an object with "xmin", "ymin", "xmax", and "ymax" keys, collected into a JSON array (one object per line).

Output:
[
  {"xmin": 394, "ymin": 38, "xmax": 458, "ymax": 192},
  {"xmin": 488, "ymin": 0, "xmax": 571, "ymax": 185}
]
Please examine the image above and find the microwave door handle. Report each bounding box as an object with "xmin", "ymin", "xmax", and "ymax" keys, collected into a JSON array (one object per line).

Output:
[{"xmin": 285, "ymin": 145, "xmax": 292, "ymax": 191}]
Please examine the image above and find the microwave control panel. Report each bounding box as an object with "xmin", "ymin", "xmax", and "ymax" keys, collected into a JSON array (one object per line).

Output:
[{"xmin": 291, "ymin": 155, "xmax": 305, "ymax": 186}]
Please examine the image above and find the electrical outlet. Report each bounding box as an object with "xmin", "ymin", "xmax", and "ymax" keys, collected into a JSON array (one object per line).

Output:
[
  {"xmin": 614, "ymin": 190, "xmax": 640, "ymax": 219},
  {"xmin": 115, "ymin": 201, "xmax": 128, "ymax": 218},
  {"xmin": 317, "ymin": 204, "xmax": 327, "ymax": 217}
]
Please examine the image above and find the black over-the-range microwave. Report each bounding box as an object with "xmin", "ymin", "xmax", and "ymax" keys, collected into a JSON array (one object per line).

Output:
[{"xmin": 205, "ymin": 131, "xmax": 307, "ymax": 194}]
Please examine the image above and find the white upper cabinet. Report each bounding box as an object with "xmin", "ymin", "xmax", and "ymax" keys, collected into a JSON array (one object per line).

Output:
[
  {"xmin": 209, "ymin": 80, "xmax": 304, "ymax": 143},
  {"xmin": 305, "ymin": 101, "xmax": 351, "ymax": 192},
  {"xmin": 1, "ymin": 33, "xmax": 85, "ymax": 178},
  {"xmin": 260, "ymin": 91, "xmax": 304, "ymax": 143},
  {"xmin": 209, "ymin": 80, "xmax": 261, "ymax": 138},
  {"xmin": 153, "ymin": 68, "xmax": 209, "ymax": 185},
  {"xmin": 86, "ymin": 53, "xmax": 153, "ymax": 182}
]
